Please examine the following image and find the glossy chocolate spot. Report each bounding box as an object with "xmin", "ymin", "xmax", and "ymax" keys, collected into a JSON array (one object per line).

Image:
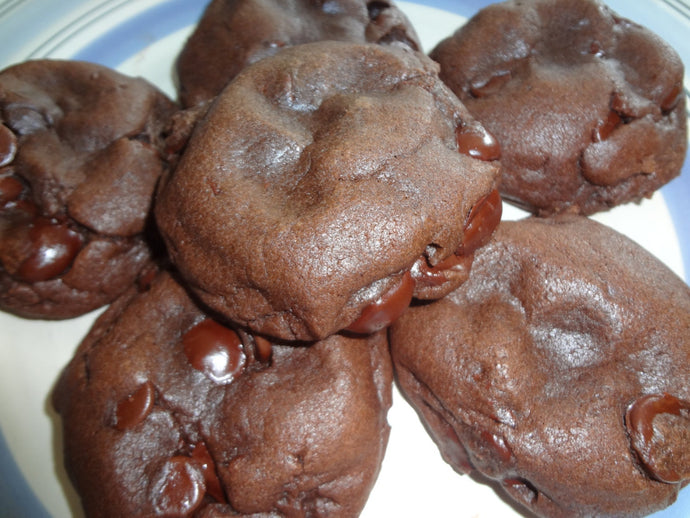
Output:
[
  {"xmin": 191, "ymin": 442, "xmax": 226, "ymax": 504},
  {"xmin": 592, "ymin": 110, "xmax": 622, "ymax": 142},
  {"xmin": 346, "ymin": 271, "xmax": 414, "ymax": 335},
  {"xmin": 0, "ymin": 124, "xmax": 17, "ymax": 167},
  {"xmin": 456, "ymin": 125, "xmax": 501, "ymax": 161},
  {"xmin": 17, "ymin": 217, "xmax": 82, "ymax": 282},
  {"xmin": 0, "ymin": 172, "xmax": 24, "ymax": 207},
  {"xmin": 150, "ymin": 457, "xmax": 205, "ymax": 516},
  {"xmin": 626, "ymin": 393, "xmax": 690, "ymax": 484},
  {"xmin": 459, "ymin": 189, "xmax": 502, "ymax": 256},
  {"xmin": 182, "ymin": 319, "xmax": 246, "ymax": 384},
  {"xmin": 114, "ymin": 381, "xmax": 155, "ymax": 431}
]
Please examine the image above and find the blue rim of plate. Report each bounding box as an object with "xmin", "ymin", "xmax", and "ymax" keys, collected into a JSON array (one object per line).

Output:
[{"xmin": 0, "ymin": 1, "xmax": 688, "ymax": 517}]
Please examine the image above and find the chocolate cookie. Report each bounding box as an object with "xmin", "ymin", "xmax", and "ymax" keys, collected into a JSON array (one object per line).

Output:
[
  {"xmin": 156, "ymin": 41, "xmax": 502, "ymax": 342},
  {"xmin": 389, "ymin": 215, "xmax": 690, "ymax": 517},
  {"xmin": 176, "ymin": 0, "xmax": 421, "ymax": 107},
  {"xmin": 430, "ymin": 0, "xmax": 687, "ymax": 216},
  {"xmin": 53, "ymin": 272, "xmax": 393, "ymax": 517},
  {"xmin": 0, "ymin": 59, "xmax": 176, "ymax": 319}
]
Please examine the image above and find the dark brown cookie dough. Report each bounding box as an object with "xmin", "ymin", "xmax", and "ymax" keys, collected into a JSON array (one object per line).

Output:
[
  {"xmin": 53, "ymin": 272, "xmax": 393, "ymax": 517},
  {"xmin": 389, "ymin": 215, "xmax": 690, "ymax": 518},
  {"xmin": 175, "ymin": 0, "xmax": 421, "ymax": 107},
  {"xmin": 430, "ymin": 0, "xmax": 687, "ymax": 216},
  {"xmin": 156, "ymin": 41, "xmax": 502, "ymax": 342},
  {"xmin": 0, "ymin": 59, "xmax": 176, "ymax": 319}
]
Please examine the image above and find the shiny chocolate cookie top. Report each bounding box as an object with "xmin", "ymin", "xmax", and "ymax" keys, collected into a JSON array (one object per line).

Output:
[
  {"xmin": 53, "ymin": 272, "xmax": 393, "ymax": 517},
  {"xmin": 175, "ymin": 0, "xmax": 421, "ymax": 107},
  {"xmin": 0, "ymin": 59, "xmax": 176, "ymax": 319},
  {"xmin": 431, "ymin": 0, "xmax": 687, "ymax": 216},
  {"xmin": 156, "ymin": 41, "xmax": 501, "ymax": 341},
  {"xmin": 390, "ymin": 215, "xmax": 690, "ymax": 518}
]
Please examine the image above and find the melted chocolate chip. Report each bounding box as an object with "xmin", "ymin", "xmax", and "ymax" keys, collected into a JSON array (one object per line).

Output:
[
  {"xmin": 346, "ymin": 271, "xmax": 414, "ymax": 335},
  {"xmin": 588, "ymin": 40, "xmax": 605, "ymax": 58},
  {"xmin": 411, "ymin": 253, "xmax": 472, "ymax": 287},
  {"xmin": 456, "ymin": 125, "xmax": 501, "ymax": 162},
  {"xmin": 182, "ymin": 319, "xmax": 246, "ymax": 384},
  {"xmin": 253, "ymin": 335, "xmax": 273, "ymax": 363},
  {"xmin": 660, "ymin": 83, "xmax": 683, "ymax": 113},
  {"xmin": 17, "ymin": 217, "xmax": 82, "ymax": 282},
  {"xmin": 4, "ymin": 106, "xmax": 50, "ymax": 135},
  {"xmin": 114, "ymin": 381, "xmax": 155, "ymax": 431},
  {"xmin": 6, "ymin": 199, "xmax": 37, "ymax": 218},
  {"xmin": 150, "ymin": 457, "xmax": 205, "ymax": 516},
  {"xmin": 470, "ymin": 72, "xmax": 512, "ymax": 98},
  {"xmin": 626, "ymin": 393, "xmax": 690, "ymax": 484},
  {"xmin": 0, "ymin": 124, "xmax": 17, "ymax": 167},
  {"xmin": 481, "ymin": 430, "xmax": 512, "ymax": 464},
  {"xmin": 592, "ymin": 110, "xmax": 622, "ymax": 142},
  {"xmin": 0, "ymin": 172, "xmax": 24, "ymax": 207},
  {"xmin": 428, "ymin": 409, "xmax": 473, "ymax": 474},
  {"xmin": 459, "ymin": 189, "xmax": 502, "ymax": 256},
  {"xmin": 191, "ymin": 442, "xmax": 226, "ymax": 504}
]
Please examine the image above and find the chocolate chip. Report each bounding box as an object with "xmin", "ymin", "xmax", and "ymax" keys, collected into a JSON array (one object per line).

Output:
[
  {"xmin": 459, "ymin": 189, "xmax": 502, "ymax": 256},
  {"xmin": 182, "ymin": 319, "xmax": 246, "ymax": 384},
  {"xmin": 626, "ymin": 393, "xmax": 690, "ymax": 484},
  {"xmin": 114, "ymin": 381, "xmax": 155, "ymax": 431},
  {"xmin": 455, "ymin": 125, "xmax": 501, "ymax": 161},
  {"xmin": 411, "ymin": 253, "xmax": 472, "ymax": 288},
  {"xmin": 150, "ymin": 457, "xmax": 205, "ymax": 516},
  {"xmin": 592, "ymin": 110, "xmax": 622, "ymax": 142},
  {"xmin": 0, "ymin": 171, "xmax": 24, "ymax": 207},
  {"xmin": 17, "ymin": 217, "xmax": 82, "ymax": 282},
  {"xmin": 346, "ymin": 271, "xmax": 414, "ymax": 334},
  {"xmin": 191, "ymin": 442, "xmax": 226, "ymax": 504},
  {"xmin": 253, "ymin": 335, "xmax": 273, "ymax": 363},
  {"xmin": 0, "ymin": 123, "xmax": 17, "ymax": 167}
]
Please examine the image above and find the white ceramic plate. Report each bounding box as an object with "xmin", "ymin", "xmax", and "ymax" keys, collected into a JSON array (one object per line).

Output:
[{"xmin": 0, "ymin": 1, "xmax": 688, "ymax": 517}]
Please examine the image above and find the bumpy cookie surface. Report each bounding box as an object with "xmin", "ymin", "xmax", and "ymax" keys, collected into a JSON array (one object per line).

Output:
[
  {"xmin": 390, "ymin": 215, "xmax": 690, "ymax": 517},
  {"xmin": 156, "ymin": 41, "xmax": 501, "ymax": 341},
  {"xmin": 175, "ymin": 0, "xmax": 420, "ymax": 107},
  {"xmin": 53, "ymin": 272, "xmax": 393, "ymax": 517},
  {"xmin": 430, "ymin": 0, "xmax": 687, "ymax": 216},
  {"xmin": 0, "ymin": 60, "xmax": 175, "ymax": 319}
]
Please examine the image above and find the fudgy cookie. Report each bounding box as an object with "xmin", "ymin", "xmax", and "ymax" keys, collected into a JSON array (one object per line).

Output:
[
  {"xmin": 430, "ymin": 0, "xmax": 687, "ymax": 216},
  {"xmin": 0, "ymin": 59, "xmax": 176, "ymax": 319},
  {"xmin": 53, "ymin": 271, "xmax": 393, "ymax": 517},
  {"xmin": 176, "ymin": 0, "xmax": 421, "ymax": 107},
  {"xmin": 389, "ymin": 215, "xmax": 690, "ymax": 517},
  {"xmin": 156, "ymin": 41, "xmax": 502, "ymax": 342}
]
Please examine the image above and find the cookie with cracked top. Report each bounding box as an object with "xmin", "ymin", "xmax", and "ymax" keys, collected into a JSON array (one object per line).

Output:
[
  {"xmin": 156, "ymin": 41, "xmax": 502, "ymax": 342},
  {"xmin": 175, "ymin": 0, "xmax": 421, "ymax": 107},
  {"xmin": 53, "ymin": 271, "xmax": 393, "ymax": 517},
  {"xmin": 389, "ymin": 215, "xmax": 690, "ymax": 518},
  {"xmin": 0, "ymin": 59, "xmax": 176, "ymax": 319},
  {"xmin": 430, "ymin": 0, "xmax": 687, "ymax": 216}
]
